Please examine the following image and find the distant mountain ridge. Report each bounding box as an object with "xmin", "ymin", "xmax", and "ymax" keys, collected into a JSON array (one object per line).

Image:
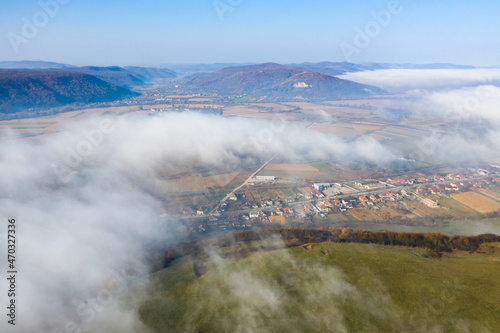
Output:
[
  {"xmin": 290, "ymin": 61, "xmax": 476, "ymax": 76},
  {"xmin": 0, "ymin": 60, "xmax": 76, "ymax": 69},
  {"xmin": 63, "ymin": 66, "xmax": 146, "ymax": 89},
  {"xmin": 0, "ymin": 62, "xmax": 179, "ymax": 88},
  {"xmin": 0, "ymin": 60, "xmax": 476, "ymax": 77},
  {"xmin": 0, "ymin": 69, "xmax": 139, "ymax": 114},
  {"xmin": 124, "ymin": 66, "xmax": 178, "ymax": 80},
  {"xmin": 0, "ymin": 60, "xmax": 481, "ymax": 116},
  {"xmin": 179, "ymin": 62, "xmax": 385, "ymax": 100},
  {"xmin": 164, "ymin": 63, "xmax": 256, "ymax": 76}
]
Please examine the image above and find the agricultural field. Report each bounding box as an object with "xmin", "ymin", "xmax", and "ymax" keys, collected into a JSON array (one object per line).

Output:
[
  {"xmin": 258, "ymin": 167, "xmax": 329, "ymax": 181},
  {"xmin": 155, "ymin": 172, "xmax": 240, "ymax": 194},
  {"xmin": 245, "ymin": 191, "xmax": 254, "ymax": 202},
  {"xmin": 0, "ymin": 109, "xmax": 100, "ymax": 138},
  {"xmin": 258, "ymin": 190, "xmax": 271, "ymax": 200},
  {"xmin": 388, "ymin": 203, "xmax": 415, "ymax": 219},
  {"xmin": 309, "ymin": 123, "xmax": 368, "ymax": 137},
  {"xmin": 269, "ymin": 215, "xmax": 287, "ymax": 225},
  {"xmin": 407, "ymin": 201, "xmax": 448, "ymax": 217},
  {"xmin": 359, "ymin": 218, "xmax": 500, "ymax": 236},
  {"xmin": 373, "ymin": 125, "xmax": 429, "ymax": 140},
  {"xmin": 478, "ymin": 189, "xmax": 500, "ymax": 201},
  {"xmin": 251, "ymin": 191, "xmax": 262, "ymax": 201},
  {"xmin": 309, "ymin": 162, "xmax": 339, "ymax": 174},
  {"xmin": 438, "ymin": 197, "xmax": 481, "ymax": 217},
  {"xmin": 264, "ymin": 164, "xmax": 319, "ymax": 172},
  {"xmin": 451, "ymin": 192, "xmax": 500, "ymax": 214},
  {"xmin": 265, "ymin": 190, "xmax": 279, "ymax": 199},
  {"xmin": 241, "ymin": 189, "xmax": 291, "ymax": 202},
  {"xmin": 297, "ymin": 187, "xmax": 314, "ymax": 194},
  {"xmin": 222, "ymin": 105, "xmax": 304, "ymax": 122},
  {"xmin": 274, "ymin": 189, "xmax": 287, "ymax": 199},
  {"xmin": 249, "ymin": 103, "xmax": 295, "ymax": 111},
  {"xmin": 325, "ymin": 213, "xmax": 352, "ymax": 223},
  {"xmin": 380, "ymin": 205, "xmax": 409, "ymax": 219},
  {"xmin": 349, "ymin": 207, "xmax": 379, "ymax": 220},
  {"xmin": 281, "ymin": 189, "xmax": 295, "ymax": 197},
  {"xmin": 335, "ymin": 169, "xmax": 380, "ymax": 181}
]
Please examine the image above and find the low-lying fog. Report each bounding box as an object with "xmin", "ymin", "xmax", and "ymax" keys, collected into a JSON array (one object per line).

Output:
[{"xmin": 0, "ymin": 68, "xmax": 499, "ymax": 332}]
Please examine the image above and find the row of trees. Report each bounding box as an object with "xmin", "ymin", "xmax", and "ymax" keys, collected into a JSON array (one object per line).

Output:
[
  {"xmin": 275, "ymin": 228, "xmax": 499, "ymax": 252},
  {"xmin": 156, "ymin": 228, "xmax": 499, "ymax": 276}
]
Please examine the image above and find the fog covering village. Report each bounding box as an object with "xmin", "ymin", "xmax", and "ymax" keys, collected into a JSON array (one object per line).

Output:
[
  {"xmin": 0, "ymin": 63, "xmax": 498, "ymax": 332},
  {"xmin": 1, "ymin": 1, "xmax": 500, "ymax": 332}
]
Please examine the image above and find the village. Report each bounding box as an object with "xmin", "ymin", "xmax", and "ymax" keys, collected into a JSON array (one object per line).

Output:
[{"xmin": 178, "ymin": 165, "xmax": 500, "ymax": 233}]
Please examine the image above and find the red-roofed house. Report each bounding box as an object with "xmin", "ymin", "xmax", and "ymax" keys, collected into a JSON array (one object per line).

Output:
[
  {"xmin": 316, "ymin": 204, "xmax": 329, "ymax": 213},
  {"xmin": 359, "ymin": 195, "xmax": 370, "ymax": 203},
  {"xmin": 283, "ymin": 207, "xmax": 295, "ymax": 217},
  {"xmin": 315, "ymin": 191, "xmax": 324, "ymax": 198}
]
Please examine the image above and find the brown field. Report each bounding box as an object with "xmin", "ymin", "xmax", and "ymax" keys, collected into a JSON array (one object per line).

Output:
[
  {"xmin": 269, "ymin": 215, "xmax": 287, "ymax": 225},
  {"xmin": 222, "ymin": 105, "xmax": 268, "ymax": 115},
  {"xmin": 407, "ymin": 201, "xmax": 447, "ymax": 217},
  {"xmin": 478, "ymin": 189, "xmax": 500, "ymax": 201},
  {"xmin": 266, "ymin": 190, "xmax": 277, "ymax": 199},
  {"xmin": 434, "ymin": 198, "xmax": 477, "ymax": 217},
  {"xmin": 298, "ymin": 187, "xmax": 314, "ymax": 194},
  {"xmin": 378, "ymin": 203, "xmax": 416, "ymax": 219},
  {"xmin": 0, "ymin": 98, "xmax": 453, "ymax": 149},
  {"xmin": 380, "ymin": 125, "xmax": 428, "ymax": 137},
  {"xmin": 268, "ymin": 189, "xmax": 286, "ymax": 199},
  {"xmin": 249, "ymin": 103, "xmax": 295, "ymax": 111},
  {"xmin": 283, "ymin": 102, "xmax": 328, "ymax": 110},
  {"xmin": 451, "ymin": 192, "xmax": 500, "ymax": 213},
  {"xmin": 251, "ymin": 191, "xmax": 262, "ymax": 201},
  {"xmin": 309, "ymin": 124, "xmax": 365, "ymax": 137},
  {"xmin": 323, "ymin": 98, "xmax": 402, "ymax": 108},
  {"xmin": 265, "ymin": 164, "xmax": 319, "ymax": 172},
  {"xmin": 245, "ymin": 191, "xmax": 254, "ymax": 203},
  {"xmin": 349, "ymin": 208, "xmax": 378, "ymax": 220},
  {"xmin": 381, "ymin": 205, "xmax": 406, "ymax": 218},
  {"xmin": 154, "ymin": 172, "xmax": 240, "ymax": 195},
  {"xmin": 313, "ymin": 122, "xmax": 423, "ymax": 141},
  {"xmin": 257, "ymin": 191, "xmax": 271, "ymax": 200},
  {"xmin": 336, "ymin": 169, "xmax": 378, "ymax": 181},
  {"xmin": 274, "ymin": 190, "xmax": 287, "ymax": 199}
]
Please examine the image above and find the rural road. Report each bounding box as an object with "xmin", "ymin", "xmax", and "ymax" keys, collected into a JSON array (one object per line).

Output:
[
  {"xmin": 211, "ymin": 122, "xmax": 316, "ymax": 214},
  {"xmin": 212, "ymin": 153, "xmax": 278, "ymax": 212}
]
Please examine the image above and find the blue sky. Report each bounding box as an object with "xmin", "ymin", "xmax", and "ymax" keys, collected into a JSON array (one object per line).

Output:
[{"xmin": 0, "ymin": 0, "xmax": 498, "ymax": 66}]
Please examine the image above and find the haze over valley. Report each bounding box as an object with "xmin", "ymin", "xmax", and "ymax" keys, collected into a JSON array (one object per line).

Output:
[{"xmin": 1, "ymin": 1, "xmax": 499, "ymax": 332}]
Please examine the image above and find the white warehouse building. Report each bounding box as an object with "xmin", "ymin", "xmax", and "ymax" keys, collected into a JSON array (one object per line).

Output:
[
  {"xmin": 313, "ymin": 183, "xmax": 331, "ymax": 191},
  {"xmin": 255, "ymin": 176, "xmax": 276, "ymax": 181}
]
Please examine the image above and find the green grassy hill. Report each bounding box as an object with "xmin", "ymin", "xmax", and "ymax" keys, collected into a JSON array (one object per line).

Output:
[{"xmin": 139, "ymin": 242, "xmax": 500, "ymax": 332}]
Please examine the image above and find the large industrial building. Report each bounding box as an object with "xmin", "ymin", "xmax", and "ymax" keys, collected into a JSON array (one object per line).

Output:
[{"xmin": 255, "ymin": 175, "xmax": 276, "ymax": 181}]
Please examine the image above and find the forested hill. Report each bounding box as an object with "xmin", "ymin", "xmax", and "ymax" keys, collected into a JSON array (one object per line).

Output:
[{"xmin": 0, "ymin": 69, "xmax": 139, "ymax": 115}]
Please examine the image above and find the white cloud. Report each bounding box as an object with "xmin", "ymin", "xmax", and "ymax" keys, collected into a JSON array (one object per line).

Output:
[
  {"xmin": 0, "ymin": 112, "xmax": 395, "ymax": 332},
  {"xmin": 407, "ymin": 85, "xmax": 500, "ymax": 125},
  {"xmin": 339, "ymin": 69, "xmax": 500, "ymax": 92}
]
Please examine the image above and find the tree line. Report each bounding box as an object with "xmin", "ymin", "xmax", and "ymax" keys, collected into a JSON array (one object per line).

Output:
[{"xmin": 151, "ymin": 228, "xmax": 499, "ymax": 276}]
